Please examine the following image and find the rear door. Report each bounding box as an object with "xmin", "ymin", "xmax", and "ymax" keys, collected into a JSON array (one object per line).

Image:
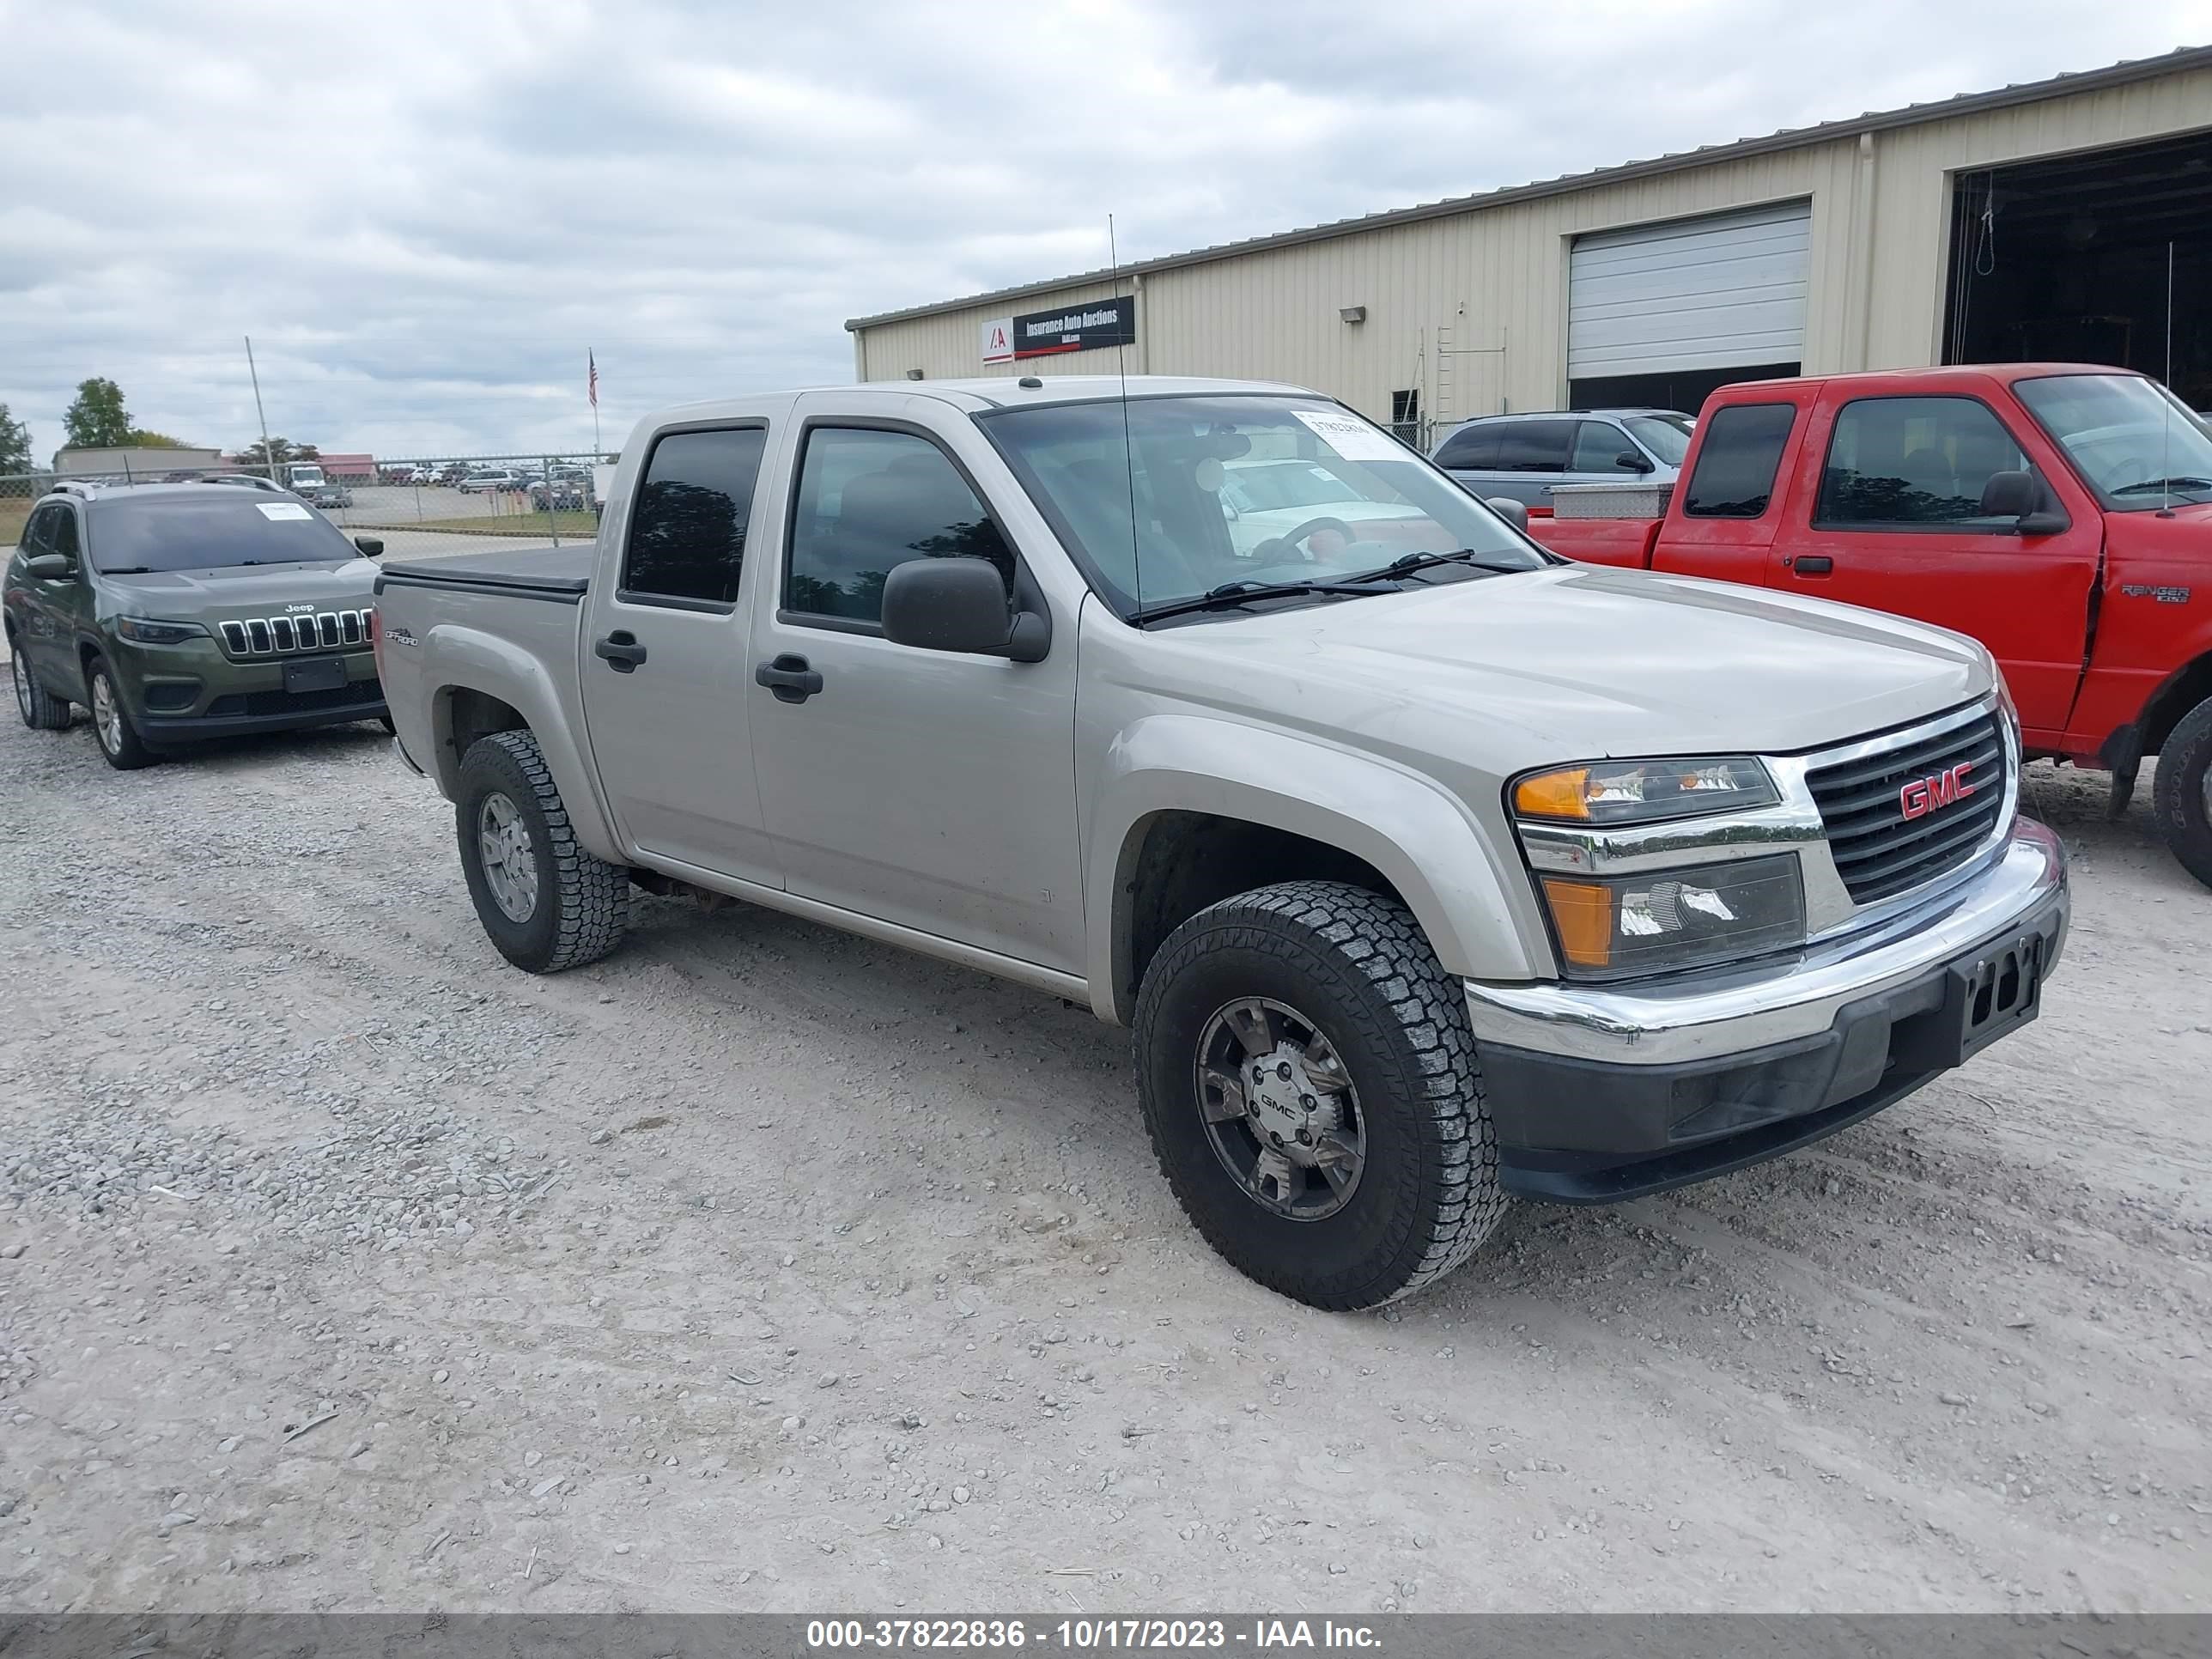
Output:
[
  {"xmin": 1648, "ymin": 397, "xmax": 1808, "ymax": 585},
  {"xmin": 578, "ymin": 420, "xmax": 781, "ymax": 887},
  {"xmin": 744, "ymin": 396, "xmax": 1084, "ymax": 974},
  {"xmin": 1486, "ymin": 418, "xmax": 1575, "ymax": 508},
  {"xmin": 1769, "ymin": 389, "xmax": 2103, "ymax": 737}
]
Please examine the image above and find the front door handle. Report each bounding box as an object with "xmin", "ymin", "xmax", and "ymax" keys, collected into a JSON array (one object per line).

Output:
[
  {"xmin": 594, "ymin": 630, "xmax": 647, "ymax": 672},
  {"xmin": 1785, "ymin": 555, "xmax": 1833, "ymax": 576},
  {"xmin": 755, "ymin": 653, "xmax": 823, "ymax": 704}
]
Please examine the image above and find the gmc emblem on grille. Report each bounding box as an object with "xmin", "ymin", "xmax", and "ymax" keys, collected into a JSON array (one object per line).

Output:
[{"xmin": 1900, "ymin": 762, "xmax": 1977, "ymax": 820}]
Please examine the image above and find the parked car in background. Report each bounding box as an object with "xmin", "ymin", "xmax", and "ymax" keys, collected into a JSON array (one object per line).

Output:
[
  {"xmin": 1218, "ymin": 456, "xmax": 1425, "ymax": 556},
  {"xmin": 1524, "ymin": 362, "xmax": 2212, "ymax": 887},
  {"xmin": 5, "ymin": 483, "xmax": 388, "ymax": 769},
  {"xmin": 529, "ymin": 477, "xmax": 586, "ymax": 511},
  {"xmin": 457, "ymin": 471, "xmax": 524, "ymax": 495},
  {"xmin": 373, "ymin": 374, "xmax": 2066, "ymax": 1310},
  {"xmin": 284, "ymin": 463, "xmax": 354, "ymax": 509},
  {"xmin": 1431, "ymin": 409, "xmax": 1695, "ymax": 509}
]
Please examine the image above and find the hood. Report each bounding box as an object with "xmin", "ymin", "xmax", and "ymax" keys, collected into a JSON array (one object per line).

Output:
[
  {"xmin": 2103, "ymin": 498, "xmax": 2212, "ymax": 584},
  {"xmin": 1124, "ymin": 563, "xmax": 1993, "ymax": 768},
  {"xmin": 98, "ymin": 558, "xmax": 381, "ymax": 624}
]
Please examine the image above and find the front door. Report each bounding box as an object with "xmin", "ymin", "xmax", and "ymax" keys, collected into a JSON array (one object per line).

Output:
[
  {"xmin": 1769, "ymin": 390, "xmax": 2103, "ymax": 740},
  {"xmin": 744, "ymin": 403, "xmax": 1084, "ymax": 975},
  {"xmin": 17, "ymin": 503, "xmax": 87, "ymax": 696},
  {"xmin": 578, "ymin": 422, "xmax": 781, "ymax": 887}
]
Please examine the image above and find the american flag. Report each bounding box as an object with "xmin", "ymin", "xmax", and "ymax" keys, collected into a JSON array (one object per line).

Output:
[{"xmin": 587, "ymin": 350, "xmax": 599, "ymax": 409}]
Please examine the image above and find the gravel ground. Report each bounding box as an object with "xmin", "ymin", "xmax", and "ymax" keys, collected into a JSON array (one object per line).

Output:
[{"xmin": 0, "ymin": 703, "xmax": 2206, "ymax": 1614}]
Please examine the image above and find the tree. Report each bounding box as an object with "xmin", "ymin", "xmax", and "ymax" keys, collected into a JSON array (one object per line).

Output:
[
  {"xmin": 124, "ymin": 428, "xmax": 186, "ymax": 448},
  {"xmin": 234, "ymin": 437, "xmax": 320, "ymax": 472},
  {"xmin": 63, "ymin": 377, "xmax": 132, "ymax": 449},
  {"xmin": 0, "ymin": 404, "xmax": 29, "ymax": 476}
]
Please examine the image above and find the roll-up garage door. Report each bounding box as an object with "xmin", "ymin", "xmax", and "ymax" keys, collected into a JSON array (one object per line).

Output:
[{"xmin": 1567, "ymin": 202, "xmax": 1810, "ymax": 385}]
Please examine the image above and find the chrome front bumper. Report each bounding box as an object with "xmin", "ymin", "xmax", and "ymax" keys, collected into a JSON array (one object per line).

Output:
[{"xmin": 1465, "ymin": 817, "xmax": 2068, "ymax": 1067}]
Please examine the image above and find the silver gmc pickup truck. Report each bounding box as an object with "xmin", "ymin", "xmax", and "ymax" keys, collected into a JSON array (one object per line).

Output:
[{"xmin": 374, "ymin": 376, "xmax": 2068, "ymax": 1310}]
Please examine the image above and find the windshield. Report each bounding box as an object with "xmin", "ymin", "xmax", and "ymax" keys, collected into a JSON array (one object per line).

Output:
[
  {"xmin": 2014, "ymin": 374, "xmax": 2212, "ymax": 508},
  {"xmin": 980, "ymin": 394, "xmax": 1544, "ymax": 617},
  {"xmin": 288, "ymin": 465, "xmax": 325, "ymax": 486},
  {"xmin": 1624, "ymin": 414, "xmax": 1693, "ymax": 467},
  {"xmin": 90, "ymin": 494, "xmax": 359, "ymax": 573}
]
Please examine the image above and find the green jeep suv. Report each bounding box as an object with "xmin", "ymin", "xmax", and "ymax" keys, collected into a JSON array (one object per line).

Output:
[{"xmin": 5, "ymin": 482, "xmax": 388, "ymax": 770}]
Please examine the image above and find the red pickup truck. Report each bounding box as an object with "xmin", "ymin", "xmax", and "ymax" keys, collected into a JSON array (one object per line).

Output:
[{"xmin": 1524, "ymin": 363, "xmax": 2212, "ymax": 888}]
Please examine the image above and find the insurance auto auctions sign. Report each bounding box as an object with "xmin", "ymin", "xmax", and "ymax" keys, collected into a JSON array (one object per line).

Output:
[{"xmin": 981, "ymin": 296, "xmax": 1137, "ymax": 364}]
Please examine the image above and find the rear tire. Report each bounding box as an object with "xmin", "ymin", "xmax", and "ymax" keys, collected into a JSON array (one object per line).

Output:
[
  {"xmin": 10, "ymin": 639, "xmax": 72, "ymax": 731},
  {"xmin": 1134, "ymin": 880, "xmax": 1505, "ymax": 1310},
  {"xmin": 87, "ymin": 655, "xmax": 158, "ymax": 769},
  {"xmin": 456, "ymin": 729, "xmax": 629, "ymax": 972},
  {"xmin": 2151, "ymin": 695, "xmax": 2212, "ymax": 891}
]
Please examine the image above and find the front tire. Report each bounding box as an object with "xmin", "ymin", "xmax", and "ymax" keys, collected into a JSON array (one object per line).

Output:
[
  {"xmin": 456, "ymin": 729, "xmax": 629, "ymax": 972},
  {"xmin": 10, "ymin": 639, "xmax": 72, "ymax": 731},
  {"xmin": 86, "ymin": 655, "xmax": 157, "ymax": 769},
  {"xmin": 1134, "ymin": 881, "xmax": 1504, "ymax": 1310},
  {"xmin": 2151, "ymin": 695, "xmax": 2212, "ymax": 891}
]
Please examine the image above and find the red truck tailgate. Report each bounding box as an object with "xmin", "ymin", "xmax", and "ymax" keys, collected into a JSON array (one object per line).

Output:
[{"xmin": 1528, "ymin": 516, "xmax": 1661, "ymax": 568}]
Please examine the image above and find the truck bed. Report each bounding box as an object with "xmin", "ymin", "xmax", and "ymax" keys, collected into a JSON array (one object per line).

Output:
[{"xmin": 374, "ymin": 544, "xmax": 593, "ymax": 601}]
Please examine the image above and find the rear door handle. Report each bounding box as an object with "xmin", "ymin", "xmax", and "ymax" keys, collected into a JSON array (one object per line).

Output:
[
  {"xmin": 594, "ymin": 630, "xmax": 647, "ymax": 672},
  {"xmin": 1786, "ymin": 555, "xmax": 1833, "ymax": 576},
  {"xmin": 755, "ymin": 653, "xmax": 823, "ymax": 703}
]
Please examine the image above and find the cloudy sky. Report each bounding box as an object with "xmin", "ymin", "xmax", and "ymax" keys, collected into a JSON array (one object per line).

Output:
[{"xmin": 2, "ymin": 0, "xmax": 2203, "ymax": 461}]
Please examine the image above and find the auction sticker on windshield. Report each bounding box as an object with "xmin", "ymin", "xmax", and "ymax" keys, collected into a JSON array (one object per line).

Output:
[
  {"xmin": 1292, "ymin": 407, "xmax": 1402, "ymax": 462},
  {"xmin": 256, "ymin": 502, "xmax": 314, "ymax": 521}
]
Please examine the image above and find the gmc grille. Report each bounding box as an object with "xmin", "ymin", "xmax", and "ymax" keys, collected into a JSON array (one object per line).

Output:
[
  {"xmin": 219, "ymin": 610, "xmax": 371, "ymax": 658},
  {"xmin": 1807, "ymin": 708, "xmax": 2008, "ymax": 906}
]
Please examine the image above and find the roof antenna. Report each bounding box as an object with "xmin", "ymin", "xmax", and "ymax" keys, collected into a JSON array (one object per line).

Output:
[
  {"xmin": 1109, "ymin": 212, "xmax": 1142, "ymax": 608},
  {"xmin": 2159, "ymin": 239, "xmax": 2176, "ymax": 520}
]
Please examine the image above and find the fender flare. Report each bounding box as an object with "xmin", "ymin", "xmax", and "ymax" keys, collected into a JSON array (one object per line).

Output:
[
  {"xmin": 1085, "ymin": 714, "xmax": 1546, "ymax": 1023},
  {"xmin": 423, "ymin": 623, "xmax": 625, "ymax": 865}
]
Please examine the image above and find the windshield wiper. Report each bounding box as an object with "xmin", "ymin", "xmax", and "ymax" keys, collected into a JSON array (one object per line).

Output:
[
  {"xmin": 1130, "ymin": 577, "xmax": 1384, "ymax": 626},
  {"xmin": 2111, "ymin": 477, "xmax": 2212, "ymax": 495},
  {"xmin": 1346, "ymin": 547, "xmax": 1543, "ymax": 583}
]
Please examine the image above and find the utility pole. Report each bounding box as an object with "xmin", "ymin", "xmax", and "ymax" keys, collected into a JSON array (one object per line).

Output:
[{"xmin": 245, "ymin": 335, "xmax": 276, "ymax": 481}]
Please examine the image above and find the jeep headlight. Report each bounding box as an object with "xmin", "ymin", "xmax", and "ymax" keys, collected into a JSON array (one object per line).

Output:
[{"xmin": 114, "ymin": 617, "xmax": 209, "ymax": 645}]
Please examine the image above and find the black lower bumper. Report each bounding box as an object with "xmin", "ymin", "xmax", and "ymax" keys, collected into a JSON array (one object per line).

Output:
[
  {"xmin": 1486, "ymin": 886, "xmax": 2068, "ymax": 1205},
  {"xmin": 139, "ymin": 698, "xmax": 388, "ymax": 743}
]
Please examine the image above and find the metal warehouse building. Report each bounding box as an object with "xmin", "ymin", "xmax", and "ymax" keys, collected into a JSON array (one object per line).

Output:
[{"xmin": 848, "ymin": 47, "xmax": 2212, "ymax": 435}]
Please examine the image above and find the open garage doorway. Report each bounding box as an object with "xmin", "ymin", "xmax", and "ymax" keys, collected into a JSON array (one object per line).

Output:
[{"xmin": 1946, "ymin": 129, "xmax": 2212, "ymax": 409}]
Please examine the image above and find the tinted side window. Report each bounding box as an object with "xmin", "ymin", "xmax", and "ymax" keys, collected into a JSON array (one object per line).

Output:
[
  {"xmin": 1571, "ymin": 422, "xmax": 1644, "ymax": 475},
  {"xmin": 1682, "ymin": 403, "xmax": 1797, "ymax": 518},
  {"xmin": 19, "ymin": 505, "xmax": 55, "ymax": 556},
  {"xmin": 49, "ymin": 510, "xmax": 81, "ymax": 558},
  {"xmin": 787, "ymin": 428, "xmax": 1012, "ymax": 626},
  {"xmin": 1434, "ymin": 425, "xmax": 1501, "ymax": 470},
  {"xmin": 1815, "ymin": 397, "xmax": 2030, "ymax": 529},
  {"xmin": 1495, "ymin": 420, "xmax": 1572, "ymax": 472},
  {"xmin": 622, "ymin": 427, "xmax": 768, "ymax": 605}
]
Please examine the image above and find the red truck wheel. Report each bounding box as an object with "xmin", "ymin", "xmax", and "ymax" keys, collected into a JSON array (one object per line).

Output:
[{"xmin": 2151, "ymin": 696, "xmax": 2212, "ymax": 891}]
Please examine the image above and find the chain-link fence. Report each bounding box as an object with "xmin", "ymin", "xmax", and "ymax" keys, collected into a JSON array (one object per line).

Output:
[{"xmin": 2, "ymin": 453, "xmax": 614, "ymax": 562}]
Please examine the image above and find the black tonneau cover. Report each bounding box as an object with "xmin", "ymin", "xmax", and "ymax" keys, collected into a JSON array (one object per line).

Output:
[{"xmin": 374, "ymin": 544, "xmax": 592, "ymax": 602}]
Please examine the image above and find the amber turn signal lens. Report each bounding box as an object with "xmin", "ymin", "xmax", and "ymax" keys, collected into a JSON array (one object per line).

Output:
[
  {"xmin": 1540, "ymin": 878, "xmax": 1613, "ymax": 969},
  {"xmin": 1514, "ymin": 769, "xmax": 1591, "ymax": 820}
]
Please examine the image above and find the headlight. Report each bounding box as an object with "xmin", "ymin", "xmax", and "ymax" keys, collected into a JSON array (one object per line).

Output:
[
  {"xmin": 1537, "ymin": 854, "xmax": 1805, "ymax": 980},
  {"xmin": 114, "ymin": 617, "xmax": 209, "ymax": 645},
  {"xmin": 1513, "ymin": 757, "xmax": 1777, "ymax": 824}
]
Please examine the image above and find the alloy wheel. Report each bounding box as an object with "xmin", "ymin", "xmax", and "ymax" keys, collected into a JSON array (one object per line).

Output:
[
  {"xmin": 1194, "ymin": 996, "xmax": 1367, "ymax": 1220},
  {"xmin": 477, "ymin": 791, "xmax": 540, "ymax": 923}
]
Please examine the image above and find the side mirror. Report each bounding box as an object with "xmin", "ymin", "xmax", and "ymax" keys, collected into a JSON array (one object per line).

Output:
[
  {"xmin": 881, "ymin": 556, "xmax": 1049, "ymax": 662},
  {"xmin": 1978, "ymin": 470, "xmax": 2036, "ymax": 519},
  {"xmin": 354, "ymin": 536, "xmax": 385, "ymax": 557},
  {"xmin": 24, "ymin": 552, "xmax": 75, "ymax": 580},
  {"xmin": 1615, "ymin": 451, "xmax": 1656, "ymax": 474},
  {"xmin": 1485, "ymin": 496, "xmax": 1530, "ymax": 533}
]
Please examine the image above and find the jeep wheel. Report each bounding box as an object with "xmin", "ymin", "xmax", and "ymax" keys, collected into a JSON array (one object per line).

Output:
[
  {"xmin": 2151, "ymin": 694, "xmax": 2212, "ymax": 891},
  {"xmin": 456, "ymin": 729, "xmax": 629, "ymax": 973},
  {"xmin": 10, "ymin": 640, "xmax": 72, "ymax": 731},
  {"xmin": 86, "ymin": 655, "xmax": 158, "ymax": 769},
  {"xmin": 1134, "ymin": 881, "xmax": 1504, "ymax": 1310}
]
